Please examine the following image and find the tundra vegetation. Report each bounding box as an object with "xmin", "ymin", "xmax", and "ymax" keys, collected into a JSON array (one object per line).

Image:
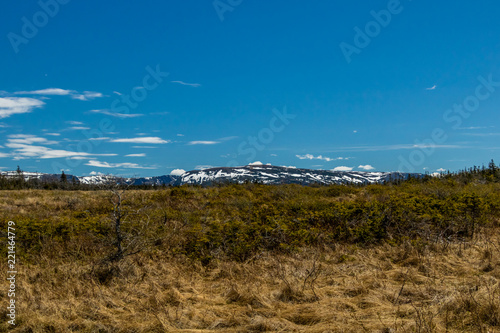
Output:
[{"xmin": 1, "ymin": 162, "xmax": 500, "ymax": 332}]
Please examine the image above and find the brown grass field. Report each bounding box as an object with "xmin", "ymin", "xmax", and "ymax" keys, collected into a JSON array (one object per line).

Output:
[{"xmin": 0, "ymin": 185, "xmax": 499, "ymax": 332}]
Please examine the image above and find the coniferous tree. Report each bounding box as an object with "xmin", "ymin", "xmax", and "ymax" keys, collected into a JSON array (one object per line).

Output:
[{"xmin": 60, "ymin": 170, "xmax": 67, "ymax": 183}]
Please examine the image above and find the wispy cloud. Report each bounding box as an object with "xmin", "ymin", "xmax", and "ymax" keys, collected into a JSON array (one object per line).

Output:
[
  {"xmin": 71, "ymin": 91, "xmax": 103, "ymax": 101},
  {"xmin": 89, "ymin": 137, "xmax": 111, "ymax": 141},
  {"xmin": 296, "ymin": 154, "xmax": 348, "ymax": 162},
  {"xmin": 171, "ymin": 81, "xmax": 201, "ymax": 88},
  {"xmin": 4, "ymin": 135, "xmax": 119, "ymax": 160},
  {"xmin": 86, "ymin": 160, "xmax": 156, "ymax": 169},
  {"xmin": 67, "ymin": 126, "xmax": 91, "ymax": 131},
  {"xmin": 90, "ymin": 109, "xmax": 143, "ymax": 118},
  {"xmin": 195, "ymin": 165, "xmax": 214, "ymax": 170},
  {"xmin": 66, "ymin": 120, "xmax": 84, "ymax": 125},
  {"xmin": 188, "ymin": 141, "xmax": 220, "ymax": 145},
  {"xmin": 426, "ymin": 85, "xmax": 437, "ymax": 90},
  {"xmin": 14, "ymin": 88, "xmax": 74, "ymax": 96},
  {"xmin": 125, "ymin": 153, "xmax": 146, "ymax": 157},
  {"xmin": 326, "ymin": 144, "xmax": 463, "ymax": 152},
  {"xmin": 6, "ymin": 143, "xmax": 116, "ymax": 160},
  {"xmin": 110, "ymin": 137, "xmax": 170, "ymax": 144},
  {"xmin": 8, "ymin": 134, "xmax": 58, "ymax": 145},
  {"xmin": 456, "ymin": 126, "xmax": 492, "ymax": 130},
  {"xmin": 0, "ymin": 97, "xmax": 45, "ymax": 118},
  {"xmin": 13, "ymin": 88, "xmax": 104, "ymax": 101}
]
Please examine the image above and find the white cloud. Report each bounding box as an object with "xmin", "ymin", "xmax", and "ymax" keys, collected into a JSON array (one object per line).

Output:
[
  {"xmin": 14, "ymin": 88, "xmax": 75, "ymax": 96},
  {"xmin": 110, "ymin": 137, "xmax": 170, "ymax": 144},
  {"xmin": 67, "ymin": 126, "xmax": 91, "ymax": 131},
  {"xmin": 8, "ymin": 134, "xmax": 58, "ymax": 145},
  {"xmin": 270, "ymin": 154, "xmax": 278, "ymax": 157},
  {"xmin": 332, "ymin": 166, "xmax": 353, "ymax": 172},
  {"xmin": 45, "ymin": 133, "xmax": 61, "ymax": 136},
  {"xmin": 456, "ymin": 126, "xmax": 490, "ymax": 130},
  {"xmin": 125, "ymin": 153, "xmax": 146, "ymax": 157},
  {"xmin": 171, "ymin": 81, "xmax": 201, "ymax": 87},
  {"xmin": 13, "ymin": 88, "xmax": 104, "ymax": 101},
  {"xmin": 188, "ymin": 141, "xmax": 220, "ymax": 145},
  {"xmin": 248, "ymin": 161, "xmax": 263, "ymax": 166},
  {"xmin": 71, "ymin": 91, "xmax": 103, "ymax": 101},
  {"xmin": 358, "ymin": 165, "xmax": 375, "ymax": 170},
  {"xmin": 113, "ymin": 91, "xmax": 122, "ymax": 96},
  {"xmin": 437, "ymin": 168, "xmax": 446, "ymax": 172},
  {"xmin": 85, "ymin": 160, "xmax": 156, "ymax": 169},
  {"xmin": 89, "ymin": 171, "xmax": 104, "ymax": 176},
  {"xmin": 426, "ymin": 85, "xmax": 437, "ymax": 90},
  {"xmin": 90, "ymin": 109, "xmax": 143, "ymax": 118},
  {"xmin": 6, "ymin": 143, "xmax": 116, "ymax": 160},
  {"xmin": 195, "ymin": 165, "xmax": 214, "ymax": 170},
  {"xmin": 296, "ymin": 154, "xmax": 346, "ymax": 162},
  {"xmin": 0, "ymin": 152, "xmax": 10, "ymax": 158},
  {"xmin": 177, "ymin": 134, "xmax": 184, "ymax": 137},
  {"xmin": 66, "ymin": 121, "xmax": 84, "ymax": 125},
  {"xmin": 326, "ymin": 144, "xmax": 463, "ymax": 152},
  {"xmin": 0, "ymin": 97, "xmax": 45, "ymax": 118},
  {"xmin": 170, "ymin": 169, "xmax": 186, "ymax": 176},
  {"xmin": 89, "ymin": 137, "xmax": 111, "ymax": 141}
]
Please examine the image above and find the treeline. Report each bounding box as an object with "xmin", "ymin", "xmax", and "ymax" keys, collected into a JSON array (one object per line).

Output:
[{"xmin": 0, "ymin": 169, "xmax": 171, "ymax": 190}]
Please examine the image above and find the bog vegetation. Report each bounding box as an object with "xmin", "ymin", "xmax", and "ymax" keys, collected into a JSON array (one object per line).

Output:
[{"xmin": 0, "ymin": 161, "xmax": 499, "ymax": 332}]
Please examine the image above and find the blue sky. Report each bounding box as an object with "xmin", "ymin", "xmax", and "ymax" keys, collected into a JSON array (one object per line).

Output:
[{"xmin": 1, "ymin": 0, "xmax": 500, "ymax": 177}]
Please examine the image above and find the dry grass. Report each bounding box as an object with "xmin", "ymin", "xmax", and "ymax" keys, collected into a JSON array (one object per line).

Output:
[
  {"xmin": 1, "ymin": 189, "xmax": 500, "ymax": 332},
  {"xmin": 1, "ymin": 232, "xmax": 499, "ymax": 332}
]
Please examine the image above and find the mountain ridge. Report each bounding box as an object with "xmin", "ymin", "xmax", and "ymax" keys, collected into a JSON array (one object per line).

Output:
[{"xmin": 1, "ymin": 164, "xmax": 423, "ymax": 186}]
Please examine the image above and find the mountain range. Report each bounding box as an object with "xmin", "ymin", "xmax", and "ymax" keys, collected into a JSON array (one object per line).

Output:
[{"xmin": 1, "ymin": 164, "xmax": 423, "ymax": 186}]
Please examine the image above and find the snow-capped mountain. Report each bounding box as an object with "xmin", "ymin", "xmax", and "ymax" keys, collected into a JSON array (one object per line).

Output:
[
  {"xmin": 177, "ymin": 165, "xmax": 415, "ymax": 185},
  {"xmin": 1, "ymin": 165, "xmax": 419, "ymax": 186}
]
